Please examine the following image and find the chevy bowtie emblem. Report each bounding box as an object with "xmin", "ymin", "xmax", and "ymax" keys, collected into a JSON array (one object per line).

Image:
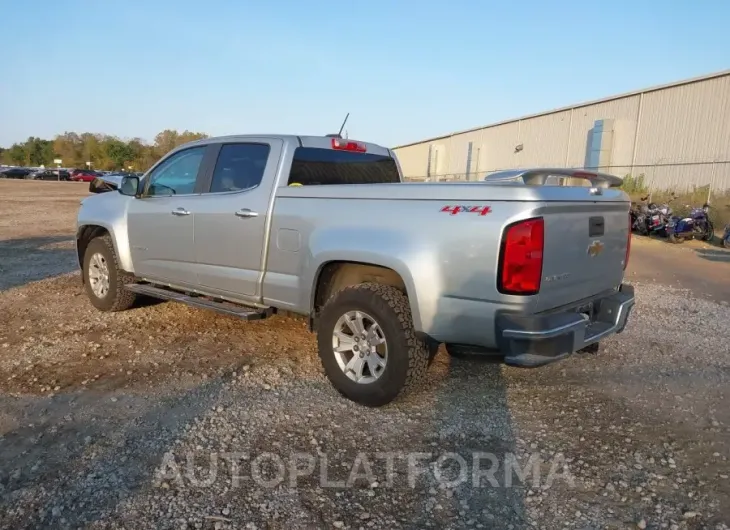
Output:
[{"xmin": 587, "ymin": 240, "xmax": 604, "ymax": 257}]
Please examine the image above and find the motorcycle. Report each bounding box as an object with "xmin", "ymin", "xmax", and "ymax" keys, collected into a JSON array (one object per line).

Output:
[
  {"xmin": 630, "ymin": 201, "xmax": 649, "ymax": 235},
  {"xmin": 644, "ymin": 194, "xmax": 677, "ymax": 237},
  {"xmin": 721, "ymin": 222, "xmax": 730, "ymax": 249},
  {"xmin": 666, "ymin": 203, "xmax": 714, "ymax": 243},
  {"xmin": 630, "ymin": 195, "xmax": 667, "ymax": 236}
]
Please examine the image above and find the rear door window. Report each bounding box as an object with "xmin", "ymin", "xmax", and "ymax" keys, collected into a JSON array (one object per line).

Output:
[
  {"xmin": 287, "ymin": 148, "xmax": 400, "ymax": 186},
  {"xmin": 209, "ymin": 143, "xmax": 271, "ymax": 193}
]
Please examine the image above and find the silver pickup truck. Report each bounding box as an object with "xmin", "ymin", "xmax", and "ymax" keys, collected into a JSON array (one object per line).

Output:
[{"xmin": 76, "ymin": 134, "xmax": 635, "ymax": 406}]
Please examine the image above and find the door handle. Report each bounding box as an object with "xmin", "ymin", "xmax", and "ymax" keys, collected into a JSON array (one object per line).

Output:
[
  {"xmin": 171, "ymin": 207, "xmax": 190, "ymax": 216},
  {"xmin": 235, "ymin": 209, "xmax": 258, "ymax": 218}
]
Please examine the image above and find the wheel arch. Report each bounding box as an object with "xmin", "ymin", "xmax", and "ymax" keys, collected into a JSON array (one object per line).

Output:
[
  {"xmin": 310, "ymin": 259, "xmax": 420, "ymax": 332},
  {"xmin": 76, "ymin": 224, "xmax": 133, "ymax": 281}
]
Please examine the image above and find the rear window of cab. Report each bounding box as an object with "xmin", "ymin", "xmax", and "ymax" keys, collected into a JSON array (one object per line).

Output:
[{"xmin": 287, "ymin": 147, "xmax": 400, "ymax": 186}]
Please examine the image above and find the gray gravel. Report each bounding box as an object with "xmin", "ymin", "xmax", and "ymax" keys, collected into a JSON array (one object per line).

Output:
[{"xmin": 1, "ymin": 280, "xmax": 729, "ymax": 529}]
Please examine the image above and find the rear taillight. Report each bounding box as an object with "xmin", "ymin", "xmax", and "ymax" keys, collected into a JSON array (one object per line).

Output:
[
  {"xmin": 498, "ymin": 217, "xmax": 544, "ymax": 295},
  {"xmin": 331, "ymin": 138, "xmax": 366, "ymax": 152},
  {"xmin": 624, "ymin": 213, "xmax": 631, "ymax": 270}
]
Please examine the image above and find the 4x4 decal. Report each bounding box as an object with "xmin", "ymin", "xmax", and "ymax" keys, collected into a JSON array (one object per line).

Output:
[{"xmin": 440, "ymin": 205, "xmax": 492, "ymax": 216}]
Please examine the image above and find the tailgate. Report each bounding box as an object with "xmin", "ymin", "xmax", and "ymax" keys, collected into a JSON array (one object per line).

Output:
[{"xmin": 535, "ymin": 201, "xmax": 629, "ymax": 312}]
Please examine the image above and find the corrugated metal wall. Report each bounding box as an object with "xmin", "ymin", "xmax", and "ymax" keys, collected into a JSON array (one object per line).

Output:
[
  {"xmin": 394, "ymin": 72, "xmax": 730, "ymax": 193},
  {"xmin": 564, "ymin": 95, "xmax": 641, "ymax": 168},
  {"xmin": 634, "ymin": 74, "xmax": 730, "ymax": 192}
]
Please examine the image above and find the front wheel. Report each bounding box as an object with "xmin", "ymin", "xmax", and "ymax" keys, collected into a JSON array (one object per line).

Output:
[
  {"xmin": 83, "ymin": 235, "xmax": 138, "ymax": 312},
  {"xmin": 317, "ymin": 283, "xmax": 430, "ymax": 407}
]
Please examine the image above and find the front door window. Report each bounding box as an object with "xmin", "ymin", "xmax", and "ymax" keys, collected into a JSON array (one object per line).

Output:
[{"xmin": 146, "ymin": 146, "xmax": 206, "ymax": 196}]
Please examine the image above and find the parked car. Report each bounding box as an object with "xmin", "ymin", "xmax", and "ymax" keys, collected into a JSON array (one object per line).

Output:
[
  {"xmin": 76, "ymin": 135, "xmax": 635, "ymax": 406},
  {"xmin": 26, "ymin": 169, "xmax": 71, "ymax": 181},
  {"xmin": 70, "ymin": 168, "xmax": 102, "ymax": 182},
  {"xmin": 0, "ymin": 167, "xmax": 32, "ymax": 179}
]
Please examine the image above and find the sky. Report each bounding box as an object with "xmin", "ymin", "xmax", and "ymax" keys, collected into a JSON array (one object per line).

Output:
[{"xmin": 0, "ymin": 0, "xmax": 728, "ymax": 148}]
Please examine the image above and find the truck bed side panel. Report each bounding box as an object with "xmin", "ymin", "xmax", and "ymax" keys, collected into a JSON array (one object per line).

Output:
[
  {"xmin": 263, "ymin": 183, "xmax": 629, "ymax": 349},
  {"xmin": 264, "ymin": 196, "xmax": 538, "ymax": 347}
]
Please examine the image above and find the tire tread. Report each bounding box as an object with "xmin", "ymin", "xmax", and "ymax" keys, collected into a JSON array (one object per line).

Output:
[
  {"xmin": 85, "ymin": 234, "xmax": 137, "ymax": 312},
  {"xmin": 318, "ymin": 282, "xmax": 430, "ymax": 406}
]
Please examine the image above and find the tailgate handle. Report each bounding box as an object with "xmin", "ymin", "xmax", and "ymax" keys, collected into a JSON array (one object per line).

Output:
[{"xmin": 589, "ymin": 216, "xmax": 605, "ymax": 237}]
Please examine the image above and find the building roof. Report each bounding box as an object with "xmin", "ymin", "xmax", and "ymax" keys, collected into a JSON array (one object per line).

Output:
[{"xmin": 392, "ymin": 69, "xmax": 730, "ymax": 149}]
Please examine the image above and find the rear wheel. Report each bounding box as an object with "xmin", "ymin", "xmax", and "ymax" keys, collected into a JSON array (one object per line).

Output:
[
  {"xmin": 702, "ymin": 221, "xmax": 714, "ymax": 242},
  {"xmin": 668, "ymin": 232, "xmax": 682, "ymax": 244},
  {"xmin": 427, "ymin": 341, "xmax": 440, "ymax": 366},
  {"xmin": 317, "ymin": 283, "xmax": 430, "ymax": 407},
  {"xmin": 83, "ymin": 235, "xmax": 137, "ymax": 312}
]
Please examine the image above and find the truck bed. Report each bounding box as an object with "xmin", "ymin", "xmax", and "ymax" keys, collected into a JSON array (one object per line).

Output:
[{"xmin": 266, "ymin": 180, "xmax": 630, "ymax": 348}]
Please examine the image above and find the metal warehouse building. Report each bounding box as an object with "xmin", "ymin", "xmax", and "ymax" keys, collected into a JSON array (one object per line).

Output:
[{"xmin": 393, "ymin": 70, "xmax": 730, "ymax": 195}]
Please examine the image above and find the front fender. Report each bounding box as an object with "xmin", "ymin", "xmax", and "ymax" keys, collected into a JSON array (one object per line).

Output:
[
  {"xmin": 77, "ymin": 193, "xmax": 134, "ymax": 273},
  {"xmin": 674, "ymin": 218, "xmax": 694, "ymax": 234},
  {"xmin": 303, "ymin": 227, "xmax": 440, "ymax": 333}
]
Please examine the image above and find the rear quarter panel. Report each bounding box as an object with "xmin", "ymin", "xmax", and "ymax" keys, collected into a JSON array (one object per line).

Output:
[{"xmin": 262, "ymin": 193, "xmax": 547, "ymax": 346}]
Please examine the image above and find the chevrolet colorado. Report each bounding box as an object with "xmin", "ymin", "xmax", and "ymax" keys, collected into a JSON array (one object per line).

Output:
[{"xmin": 76, "ymin": 134, "xmax": 635, "ymax": 406}]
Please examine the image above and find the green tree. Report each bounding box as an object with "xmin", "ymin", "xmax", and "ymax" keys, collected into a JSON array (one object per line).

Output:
[
  {"xmin": 1, "ymin": 128, "xmax": 211, "ymax": 170},
  {"xmin": 26, "ymin": 137, "xmax": 54, "ymax": 166},
  {"xmin": 153, "ymin": 129, "xmax": 179, "ymax": 155},
  {"xmin": 6, "ymin": 144, "xmax": 26, "ymax": 165},
  {"xmin": 126, "ymin": 138, "xmax": 147, "ymax": 170},
  {"xmin": 104, "ymin": 138, "xmax": 134, "ymax": 169},
  {"xmin": 79, "ymin": 133, "xmax": 107, "ymax": 169},
  {"xmin": 53, "ymin": 132, "xmax": 84, "ymax": 168},
  {"xmin": 176, "ymin": 130, "xmax": 208, "ymax": 147}
]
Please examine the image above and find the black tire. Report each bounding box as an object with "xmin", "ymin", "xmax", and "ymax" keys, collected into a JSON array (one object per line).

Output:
[
  {"xmin": 317, "ymin": 283, "xmax": 430, "ymax": 407},
  {"xmin": 83, "ymin": 234, "xmax": 137, "ymax": 312},
  {"xmin": 427, "ymin": 340, "xmax": 440, "ymax": 366},
  {"xmin": 702, "ymin": 221, "xmax": 714, "ymax": 242}
]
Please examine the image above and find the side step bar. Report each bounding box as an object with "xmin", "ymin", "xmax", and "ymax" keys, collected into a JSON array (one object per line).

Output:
[{"xmin": 125, "ymin": 283, "xmax": 272, "ymax": 321}]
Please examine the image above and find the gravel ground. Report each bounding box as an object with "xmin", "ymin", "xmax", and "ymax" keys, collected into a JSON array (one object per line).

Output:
[
  {"xmin": 1, "ymin": 181, "xmax": 729, "ymax": 530},
  {"xmin": 0, "ymin": 180, "xmax": 83, "ymax": 291}
]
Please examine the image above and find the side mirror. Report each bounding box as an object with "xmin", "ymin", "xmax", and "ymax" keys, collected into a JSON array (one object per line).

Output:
[{"xmin": 120, "ymin": 176, "xmax": 140, "ymax": 197}]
